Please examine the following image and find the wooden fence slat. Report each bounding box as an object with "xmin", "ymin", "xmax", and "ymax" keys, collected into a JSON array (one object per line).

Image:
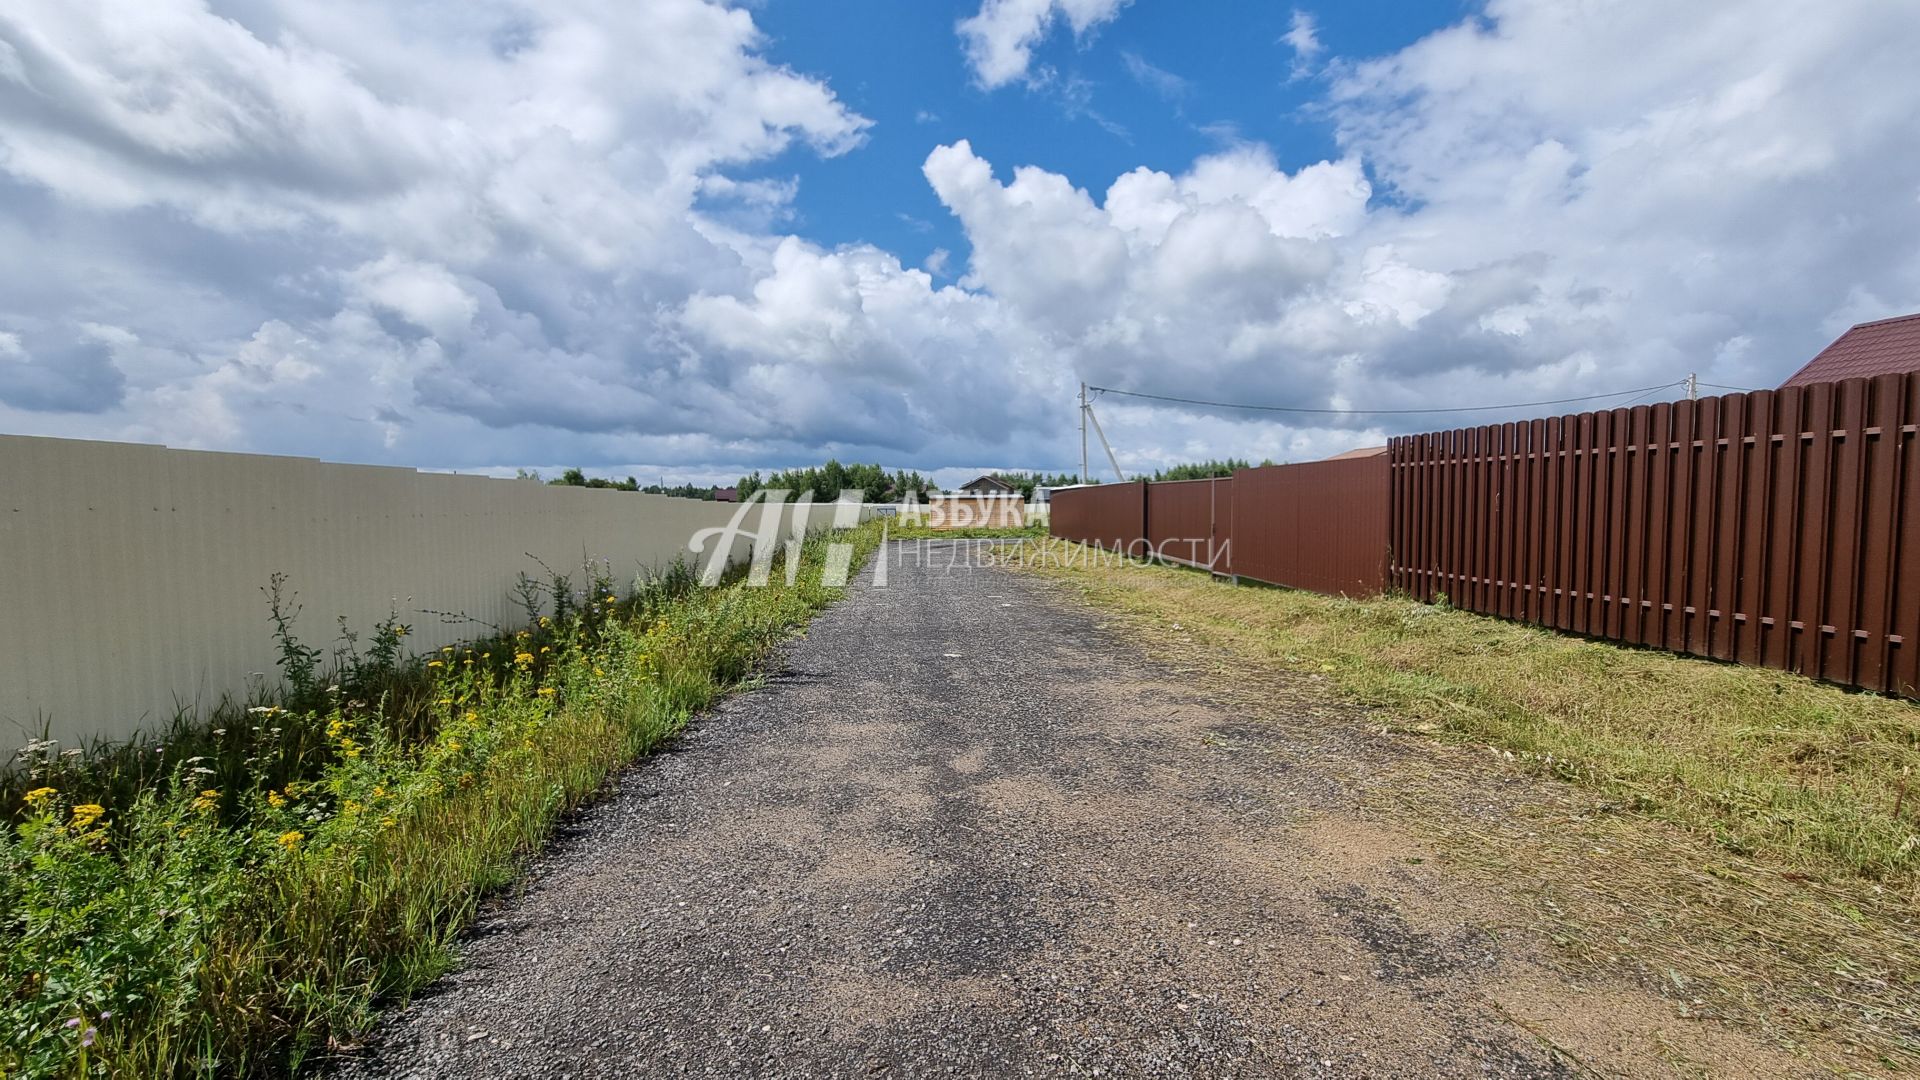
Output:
[
  {"xmin": 1895, "ymin": 376, "xmax": 1920, "ymax": 697},
  {"xmin": 1074, "ymin": 374, "xmax": 1920, "ymax": 701}
]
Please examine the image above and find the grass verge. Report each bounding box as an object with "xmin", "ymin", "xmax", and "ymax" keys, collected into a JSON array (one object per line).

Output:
[
  {"xmin": 1002, "ymin": 541, "xmax": 1920, "ymax": 1068},
  {"xmin": 1, "ymin": 523, "xmax": 881, "ymax": 1078},
  {"xmin": 883, "ymin": 520, "xmax": 1046, "ymax": 540},
  {"xmin": 1010, "ymin": 543, "xmax": 1920, "ymax": 883}
]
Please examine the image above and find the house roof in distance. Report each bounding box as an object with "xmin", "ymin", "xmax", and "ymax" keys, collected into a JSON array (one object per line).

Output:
[
  {"xmin": 958, "ymin": 474, "xmax": 1017, "ymax": 492},
  {"xmin": 1322, "ymin": 445, "xmax": 1388, "ymax": 461},
  {"xmin": 1780, "ymin": 312, "xmax": 1920, "ymax": 388}
]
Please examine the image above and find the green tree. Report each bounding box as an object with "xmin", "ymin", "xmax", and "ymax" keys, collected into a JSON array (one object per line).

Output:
[{"xmin": 1151, "ymin": 458, "xmax": 1263, "ymax": 482}]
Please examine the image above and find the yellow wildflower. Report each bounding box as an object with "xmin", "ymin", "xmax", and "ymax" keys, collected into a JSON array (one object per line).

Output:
[
  {"xmin": 438, "ymin": 698, "xmax": 453, "ymax": 706},
  {"xmin": 536, "ymin": 687, "xmax": 557, "ymax": 697},
  {"xmin": 539, "ymin": 616, "xmax": 551, "ymax": 627},
  {"xmin": 372, "ymin": 785, "xmax": 387, "ymax": 799},
  {"xmin": 514, "ymin": 652, "xmax": 535, "ymax": 665},
  {"xmin": 339, "ymin": 737, "xmax": 362, "ymax": 759},
  {"xmin": 277, "ymin": 830, "xmax": 303, "ymax": 850},
  {"xmin": 326, "ymin": 717, "xmax": 346, "ymax": 738},
  {"xmin": 343, "ymin": 799, "xmax": 362, "ymax": 815},
  {"xmin": 266, "ymin": 791, "xmax": 287, "ymax": 809},
  {"xmin": 593, "ymin": 667, "xmax": 606, "ymax": 678},
  {"xmin": 539, "ymin": 646, "xmax": 550, "ymax": 654},
  {"xmin": 22, "ymin": 787, "xmax": 56, "ymax": 809},
  {"xmin": 427, "ymin": 660, "xmax": 445, "ymax": 670},
  {"xmin": 70, "ymin": 804, "xmax": 106, "ymax": 830},
  {"xmin": 380, "ymin": 816, "xmax": 397, "ymax": 829},
  {"xmin": 191, "ymin": 789, "xmax": 220, "ymax": 813},
  {"xmin": 464, "ymin": 711, "xmax": 478, "ymax": 722}
]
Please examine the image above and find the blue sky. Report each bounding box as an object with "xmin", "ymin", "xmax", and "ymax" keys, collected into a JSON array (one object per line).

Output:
[
  {"xmin": 0, "ymin": 0, "xmax": 1916, "ymax": 487},
  {"xmin": 750, "ymin": 1, "xmax": 1455, "ymax": 280}
]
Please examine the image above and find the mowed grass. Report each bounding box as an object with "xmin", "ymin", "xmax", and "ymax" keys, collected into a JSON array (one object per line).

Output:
[
  {"xmin": 1016, "ymin": 544, "xmax": 1920, "ymax": 886},
  {"xmin": 882, "ymin": 519, "xmax": 1047, "ymax": 540}
]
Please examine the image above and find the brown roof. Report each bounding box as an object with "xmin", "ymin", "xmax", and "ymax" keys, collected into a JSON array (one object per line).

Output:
[
  {"xmin": 1781, "ymin": 313, "xmax": 1920, "ymax": 388},
  {"xmin": 959, "ymin": 474, "xmax": 1016, "ymax": 492},
  {"xmin": 1322, "ymin": 445, "xmax": 1388, "ymax": 462}
]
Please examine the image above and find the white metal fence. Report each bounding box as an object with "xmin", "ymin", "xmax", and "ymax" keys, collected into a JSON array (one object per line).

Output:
[{"xmin": 0, "ymin": 436, "xmax": 802, "ymax": 748}]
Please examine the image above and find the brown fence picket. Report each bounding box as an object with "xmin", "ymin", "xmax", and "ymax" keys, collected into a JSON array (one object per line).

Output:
[{"xmin": 1052, "ymin": 374, "xmax": 1920, "ymax": 699}]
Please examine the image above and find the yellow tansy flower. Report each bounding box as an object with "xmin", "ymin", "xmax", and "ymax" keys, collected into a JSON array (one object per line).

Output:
[
  {"xmin": 22, "ymin": 787, "xmax": 57, "ymax": 808},
  {"xmin": 277, "ymin": 830, "xmax": 303, "ymax": 850}
]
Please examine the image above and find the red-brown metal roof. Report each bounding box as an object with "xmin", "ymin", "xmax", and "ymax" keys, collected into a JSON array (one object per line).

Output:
[
  {"xmin": 1322, "ymin": 445, "xmax": 1388, "ymax": 461},
  {"xmin": 1780, "ymin": 312, "xmax": 1920, "ymax": 387}
]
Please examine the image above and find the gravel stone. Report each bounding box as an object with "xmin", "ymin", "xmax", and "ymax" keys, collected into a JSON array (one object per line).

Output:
[{"xmin": 331, "ymin": 541, "xmax": 1600, "ymax": 1078}]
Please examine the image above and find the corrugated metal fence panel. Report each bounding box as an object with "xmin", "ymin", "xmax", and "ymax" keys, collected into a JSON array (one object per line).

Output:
[
  {"xmin": 0, "ymin": 435, "xmax": 800, "ymax": 747},
  {"xmin": 1049, "ymin": 482, "xmax": 1146, "ymax": 551},
  {"xmin": 1146, "ymin": 478, "xmax": 1232, "ymax": 571},
  {"xmin": 1229, "ymin": 457, "xmax": 1390, "ymax": 597},
  {"xmin": 1388, "ymin": 375, "xmax": 1920, "ymax": 696}
]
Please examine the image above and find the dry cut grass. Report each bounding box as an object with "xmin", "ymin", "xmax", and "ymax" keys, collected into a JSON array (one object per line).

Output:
[{"xmin": 1022, "ymin": 549, "xmax": 1920, "ymax": 883}]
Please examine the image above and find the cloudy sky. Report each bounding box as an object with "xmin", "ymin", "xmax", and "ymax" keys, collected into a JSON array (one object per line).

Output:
[{"xmin": 1, "ymin": 0, "xmax": 1916, "ymax": 487}]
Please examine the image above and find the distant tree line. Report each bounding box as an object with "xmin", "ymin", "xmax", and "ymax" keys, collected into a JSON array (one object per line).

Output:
[
  {"xmin": 539, "ymin": 468, "xmax": 717, "ymax": 500},
  {"xmin": 737, "ymin": 460, "xmax": 935, "ymax": 503},
  {"xmin": 1149, "ymin": 458, "xmax": 1273, "ymax": 481}
]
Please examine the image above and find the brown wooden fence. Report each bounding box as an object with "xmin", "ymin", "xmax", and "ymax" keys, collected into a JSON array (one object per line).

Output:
[
  {"xmin": 1231, "ymin": 458, "xmax": 1389, "ymax": 597},
  {"xmin": 1049, "ymin": 460, "xmax": 1389, "ymax": 594},
  {"xmin": 1389, "ymin": 375, "xmax": 1920, "ymax": 697},
  {"xmin": 1147, "ymin": 478, "xmax": 1233, "ymax": 572},
  {"xmin": 1050, "ymin": 374, "xmax": 1920, "ymax": 697},
  {"xmin": 1050, "ymin": 481, "xmax": 1146, "ymax": 552}
]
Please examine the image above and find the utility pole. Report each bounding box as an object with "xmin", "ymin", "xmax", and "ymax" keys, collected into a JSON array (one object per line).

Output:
[
  {"xmin": 1079, "ymin": 381, "xmax": 1089, "ymax": 485},
  {"xmin": 1686, "ymin": 372, "xmax": 1699, "ymax": 401}
]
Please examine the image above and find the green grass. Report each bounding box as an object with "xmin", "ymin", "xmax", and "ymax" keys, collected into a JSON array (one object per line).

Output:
[
  {"xmin": 0, "ymin": 523, "xmax": 883, "ymax": 1078},
  {"xmin": 1014, "ymin": 542, "xmax": 1920, "ymax": 885},
  {"xmin": 883, "ymin": 519, "xmax": 1046, "ymax": 540},
  {"xmin": 1013, "ymin": 542, "xmax": 1920, "ymax": 1068}
]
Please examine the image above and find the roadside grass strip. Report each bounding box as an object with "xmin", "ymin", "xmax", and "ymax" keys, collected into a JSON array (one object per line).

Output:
[
  {"xmin": 1, "ymin": 523, "xmax": 882, "ymax": 1079},
  {"xmin": 1009, "ymin": 541, "xmax": 1920, "ymax": 1068}
]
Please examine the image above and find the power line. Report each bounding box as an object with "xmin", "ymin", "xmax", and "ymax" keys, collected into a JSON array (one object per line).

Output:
[
  {"xmin": 1696, "ymin": 381, "xmax": 1763, "ymax": 394},
  {"xmin": 1084, "ymin": 380, "xmax": 1686, "ymax": 416}
]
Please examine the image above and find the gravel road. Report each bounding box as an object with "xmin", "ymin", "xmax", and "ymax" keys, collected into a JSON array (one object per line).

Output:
[{"xmin": 332, "ymin": 540, "xmax": 1792, "ymax": 1079}]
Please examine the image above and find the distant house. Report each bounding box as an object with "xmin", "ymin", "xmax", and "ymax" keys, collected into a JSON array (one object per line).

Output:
[
  {"xmin": 1322, "ymin": 446, "xmax": 1387, "ymax": 462},
  {"xmin": 958, "ymin": 474, "xmax": 1017, "ymax": 495},
  {"xmin": 1781, "ymin": 312, "xmax": 1920, "ymax": 388},
  {"xmin": 711, "ymin": 486, "xmax": 739, "ymax": 503}
]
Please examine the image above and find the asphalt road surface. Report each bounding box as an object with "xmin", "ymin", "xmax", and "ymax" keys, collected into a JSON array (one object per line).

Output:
[{"xmin": 335, "ymin": 540, "xmax": 1798, "ymax": 1079}]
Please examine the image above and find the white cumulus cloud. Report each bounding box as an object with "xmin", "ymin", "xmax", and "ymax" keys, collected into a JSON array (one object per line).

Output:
[
  {"xmin": 957, "ymin": 0, "xmax": 1131, "ymax": 89},
  {"xmin": 1, "ymin": 0, "xmax": 1918, "ymax": 481}
]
